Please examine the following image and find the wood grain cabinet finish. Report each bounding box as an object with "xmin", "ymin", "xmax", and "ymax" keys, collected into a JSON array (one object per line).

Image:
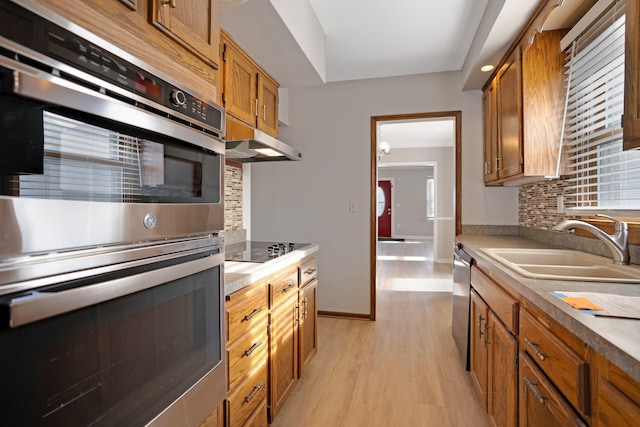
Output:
[
  {"xmin": 299, "ymin": 279, "xmax": 317, "ymax": 377},
  {"xmin": 593, "ymin": 351, "xmax": 640, "ymax": 427},
  {"xmin": 38, "ymin": 0, "xmax": 220, "ymax": 103},
  {"xmin": 221, "ymin": 31, "xmax": 279, "ymax": 138},
  {"xmin": 268, "ymin": 268, "xmax": 300, "ymax": 423},
  {"xmin": 519, "ymin": 352, "xmax": 587, "ymax": 427},
  {"xmin": 519, "ymin": 308, "xmax": 589, "ymax": 416},
  {"xmin": 469, "ymin": 270, "xmax": 518, "ymax": 427},
  {"xmin": 225, "ymin": 281, "xmax": 269, "ymax": 427},
  {"xmin": 482, "ymin": 29, "xmax": 566, "ymax": 185},
  {"xmin": 624, "ymin": 0, "xmax": 640, "ymax": 150},
  {"xmin": 150, "ymin": 0, "xmax": 220, "ymax": 69},
  {"xmin": 199, "ymin": 403, "xmax": 224, "ymax": 427}
]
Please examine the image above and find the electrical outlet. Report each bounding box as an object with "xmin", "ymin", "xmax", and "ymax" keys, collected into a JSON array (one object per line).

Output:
[{"xmin": 349, "ymin": 200, "xmax": 358, "ymax": 212}]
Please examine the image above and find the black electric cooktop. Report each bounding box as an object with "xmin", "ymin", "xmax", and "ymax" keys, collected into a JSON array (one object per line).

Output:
[{"xmin": 225, "ymin": 241, "xmax": 311, "ymax": 263}]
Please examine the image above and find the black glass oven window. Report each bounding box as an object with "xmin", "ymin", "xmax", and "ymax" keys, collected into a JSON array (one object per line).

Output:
[
  {"xmin": 1, "ymin": 111, "xmax": 219, "ymax": 203},
  {"xmin": 0, "ymin": 265, "xmax": 221, "ymax": 426}
]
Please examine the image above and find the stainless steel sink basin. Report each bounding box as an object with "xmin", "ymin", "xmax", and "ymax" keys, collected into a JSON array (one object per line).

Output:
[{"xmin": 479, "ymin": 248, "xmax": 640, "ymax": 283}]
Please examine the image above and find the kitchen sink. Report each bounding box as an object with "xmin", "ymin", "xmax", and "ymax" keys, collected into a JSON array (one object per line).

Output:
[{"xmin": 479, "ymin": 248, "xmax": 640, "ymax": 283}]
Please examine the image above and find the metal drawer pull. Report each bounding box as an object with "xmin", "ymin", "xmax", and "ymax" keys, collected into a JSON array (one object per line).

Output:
[
  {"xmin": 282, "ymin": 283, "xmax": 295, "ymax": 293},
  {"xmin": 524, "ymin": 337, "xmax": 547, "ymax": 361},
  {"xmin": 244, "ymin": 383, "xmax": 264, "ymax": 403},
  {"xmin": 304, "ymin": 268, "xmax": 317, "ymax": 275},
  {"xmin": 243, "ymin": 307, "xmax": 263, "ymax": 321},
  {"xmin": 525, "ymin": 377, "xmax": 547, "ymax": 405},
  {"xmin": 161, "ymin": 0, "xmax": 176, "ymax": 8},
  {"xmin": 244, "ymin": 340, "xmax": 264, "ymax": 357},
  {"xmin": 303, "ymin": 297, "xmax": 308, "ymax": 319}
]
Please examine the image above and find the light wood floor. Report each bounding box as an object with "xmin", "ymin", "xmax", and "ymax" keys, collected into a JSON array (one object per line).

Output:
[{"xmin": 270, "ymin": 240, "xmax": 489, "ymax": 427}]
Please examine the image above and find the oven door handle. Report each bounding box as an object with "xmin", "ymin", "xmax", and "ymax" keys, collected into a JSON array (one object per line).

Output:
[
  {"xmin": 2, "ymin": 251, "xmax": 224, "ymax": 328},
  {"xmin": 0, "ymin": 54, "xmax": 224, "ymax": 155}
]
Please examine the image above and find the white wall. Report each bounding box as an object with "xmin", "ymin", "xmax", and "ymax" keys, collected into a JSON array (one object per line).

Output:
[{"xmin": 250, "ymin": 71, "xmax": 518, "ymax": 316}]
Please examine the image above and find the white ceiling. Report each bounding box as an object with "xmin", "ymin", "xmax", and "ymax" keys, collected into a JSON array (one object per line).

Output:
[
  {"xmin": 379, "ymin": 118, "xmax": 455, "ymax": 149},
  {"xmin": 221, "ymin": 0, "xmax": 594, "ymax": 89}
]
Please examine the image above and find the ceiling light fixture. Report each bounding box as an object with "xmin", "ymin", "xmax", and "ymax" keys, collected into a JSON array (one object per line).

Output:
[
  {"xmin": 481, "ymin": 65, "xmax": 495, "ymax": 72},
  {"xmin": 378, "ymin": 141, "xmax": 391, "ymax": 160}
]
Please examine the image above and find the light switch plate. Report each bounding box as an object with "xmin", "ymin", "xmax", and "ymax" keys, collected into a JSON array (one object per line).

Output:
[{"xmin": 349, "ymin": 200, "xmax": 358, "ymax": 212}]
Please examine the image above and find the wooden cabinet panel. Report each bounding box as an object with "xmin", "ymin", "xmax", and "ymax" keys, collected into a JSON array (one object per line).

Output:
[
  {"xmin": 519, "ymin": 352, "xmax": 587, "ymax": 427},
  {"xmin": 470, "ymin": 290, "xmax": 490, "ymax": 410},
  {"xmin": 624, "ymin": 0, "xmax": 640, "ymax": 150},
  {"xmin": 268, "ymin": 293, "xmax": 299, "ymax": 422},
  {"xmin": 227, "ymin": 325, "xmax": 268, "ymax": 392},
  {"xmin": 300, "ymin": 255, "xmax": 318, "ymax": 286},
  {"xmin": 487, "ymin": 311, "xmax": 518, "ymax": 427},
  {"xmin": 483, "ymin": 81, "xmax": 499, "ymax": 183},
  {"xmin": 594, "ymin": 351, "xmax": 640, "ymax": 427},
  {"xmin": 226, "ymin": 281, "xmax": 268, "ymax": 343},
  {"xmin": 496, "ymin": 47, "xmax": 523, "ymax": 180},
  {"xmin": 520, "ymin": 309, "xmax": 589, "ymax": 415},
  {"xmin": 227, "ymin": 358, "xmax": 267, "ymax": 427},
  {"xmin": 299, "ymin": 279, "xmax": 318, "ymax": 377},
  {"xmin": 223, "ymin": 40, "xmax": 258, "ymax": 127},
  {"xmin": 269, "ymin": 268, "xmax": 299, "ymax": 308},
  {"xmin": 471, "ymin": 268, "xmax": 518, "ymax": 334},
  {"xmin": 244, "ymin": 399, "xmax": 268, "ymax": 427},
  {"xmin": 150, "ymin": 0, "xmax": 220, "ymax": 69},
  {"xmin": 199, "ymin": 403, "xmax": 223, "ymax": 427},
  {"xmin": 257, "ymin": 73, "xmax": 279, "ymax": 137}
]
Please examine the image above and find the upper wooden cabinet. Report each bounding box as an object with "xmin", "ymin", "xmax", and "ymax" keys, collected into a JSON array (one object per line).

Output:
[
  {"xmin": 150, "ymin": 0, "xmax": 221, "ymax": 70},
  {"xmin": 483, "ymin": 29, "xmax": 566, "ymax": 186},
  {"xmin": 221, "ymin": 30, "xmax": 280, "ymax": 138},
  {"xmin": 624, "ymin": 0, "xmax": 640, "ymax": 150}
]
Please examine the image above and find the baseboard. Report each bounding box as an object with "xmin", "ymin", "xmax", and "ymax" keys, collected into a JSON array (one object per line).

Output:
[{"xmin": 318, "ymin": 310, "xmax": 372, "ymax": 321}]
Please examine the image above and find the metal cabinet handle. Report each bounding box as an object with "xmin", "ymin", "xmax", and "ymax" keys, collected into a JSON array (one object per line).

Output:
[
  {"xmin": 243, "ymin": 340, "xmax": 263, "ymax": 357},
  {"xmin": 254, "ymin": 99, "xmax": 258, "ymax": 117},
  {"xmin": 295, "ymin": 304, "xmax": 300, "ymax": 323},
  {"xmin": 282, "ymin": 283, "xmax": 295, "ymax": 293},
  {"xmin": 478, "ymin": 314, "xmax": 485, "ymax": 338},
  {"xmin": 524, "ymin": 337, "xmax": 547, "ymax": 361},
  {"xmin": 162, "ymin": 0, "xmax": 176, "ymax": 8},
  {"xmin": 304, "ymin": 268, "xmax": 317, "ymax": 275},
  {"xmin": 524, "ymin": 377, "xmax": 547, "ymax": 405},
  {"xmin": 303, "ymin": 297, "xmax": 308, "ymax": 319},
  {"xmin": 262, "ymin": 104, "xmax": 267, "ymax": 121},
  {"xmin": 244, "ymin": 383, "xmax": 264, "ymax": 403},
  {"xmin": 243, "ymin": 307, "xmax": 262, "ymax": 321},
  {"xmin": 483, "ymin": 322, "xmax": 490, "ymax": 347}
]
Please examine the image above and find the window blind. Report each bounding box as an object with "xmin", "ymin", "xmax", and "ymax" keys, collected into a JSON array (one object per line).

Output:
[{"xmin": 561, "ymin": 0, "xmax": 640, "ymax": 213}]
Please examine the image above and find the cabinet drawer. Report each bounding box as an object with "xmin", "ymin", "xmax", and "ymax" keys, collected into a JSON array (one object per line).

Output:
[
  {"xmin": 520, "ymin": 308, "xmax": 589, "ymax": 415},
  {"xmin": 226, "ymin": 282, "xmax": 268, "ymax": 343},
  {"xmin": 300, "ymin": 256, "xmax": 318, "ymax": 286},
  {"xmin": 471, "ymin": 268, "xmax": 518, "ymax": 333},
  {"xmin": 270, "ymin": 268, "xmax": 299, "ymax": 308},
  {"xmin": 519, "ymin": 352, "xmax": 587, "ymax": 427},
  {"xmin": 244, "ymin": 399, "xmax": 268, "ymax": 427},
  {"xmin": 227, "ymin": 358, "xmax": 267, "ymax": 427},
  {"xmin": 227, "ymin": 325, "xmax": 268, "ymax": 391}
]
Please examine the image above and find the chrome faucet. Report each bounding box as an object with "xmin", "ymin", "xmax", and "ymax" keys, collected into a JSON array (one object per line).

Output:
[{"xmin": 553, "ymin": 214, "xmax": 630, "ymax": 265}]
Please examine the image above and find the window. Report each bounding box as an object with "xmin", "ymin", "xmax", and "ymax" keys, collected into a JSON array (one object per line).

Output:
[
  {"xmin": 426, "ymin": 177, "xmax": 435, "ymax": 219},
  {"xmin": 562, "ymin": 0, "xmax": 640, "ymax": 214}
]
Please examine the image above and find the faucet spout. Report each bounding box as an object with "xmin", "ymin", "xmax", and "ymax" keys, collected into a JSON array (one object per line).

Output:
[{"xmin": 553, "ymin": 214, "xmax": 630, "ymax": 265}]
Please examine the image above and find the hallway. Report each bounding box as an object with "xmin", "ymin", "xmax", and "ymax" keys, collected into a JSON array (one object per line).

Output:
[{"xmin": 270, "ymin": 241, "xmax": 489, "ymax": 426}]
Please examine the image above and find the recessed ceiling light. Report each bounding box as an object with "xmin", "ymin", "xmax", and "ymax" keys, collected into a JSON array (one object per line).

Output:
[{"xmin": 481, "ymin": 65, "xmax": 494, "ymax": 72}]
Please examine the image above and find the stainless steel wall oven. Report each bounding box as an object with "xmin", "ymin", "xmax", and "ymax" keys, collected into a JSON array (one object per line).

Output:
[{"xmin": 0, "ymin": 0, "xmax": 227, "ymax": 425}]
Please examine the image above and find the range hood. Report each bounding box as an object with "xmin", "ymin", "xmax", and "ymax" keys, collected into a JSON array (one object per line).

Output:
[{"xmin": 225, "ymin": 119, "xmax": 302, "ymax": 162}]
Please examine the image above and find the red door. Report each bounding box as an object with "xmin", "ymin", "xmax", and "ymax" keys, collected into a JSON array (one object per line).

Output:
[{"xmin": 377, "ymin": 180, "xmax": 392, "ymax": 238}]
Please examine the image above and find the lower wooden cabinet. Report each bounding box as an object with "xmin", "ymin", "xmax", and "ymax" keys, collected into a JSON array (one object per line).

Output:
[
  {"xmin": 298, "ymin": 279, "xmax": 318, "ymax": 377},
  {"xmin": 470, "ymin": 290, "xmax": 489, "ymax": 409},
  {"xmin": 226, "ymin": 360, "xmax": 268, "ymax": 427},
  {"xmin": 199, "ymin": 403, "xmax": 224, "ymax": 427},
  {"xmin": 593, "ymin": 351, "xmax": 640, "ymax": 427},
  {"xmin": 487, "ymin": 311, "xmax": 518, "ymax": 427},
  {"xmin": 519, "ymin": 352, "xmax": 586, "ymax": 427}
]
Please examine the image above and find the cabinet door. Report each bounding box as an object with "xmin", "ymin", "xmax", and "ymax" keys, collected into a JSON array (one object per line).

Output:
[
  {"xmin": 595, "ymin": 352, "xmax": 640, "ymax": 427},
  {"xmin": 497, "ymin": 47, "xmax": 523, "ymax": 180},
  {"xmin": 487, "ymin": 312, "xmax": 518, "ymax": 427},
  {"xmin": 150, "ymin": 0, "xmax": 220, "ymax": 69},
  {"xmin": 624, "ymin": 0, "xmax": 640, "ymax": 150},
  {"xmin": 483, "ymin": 81, "xmax": 499, "ymax": 183},
  {"xmin": 268, "ymin": 294, "xmax": 299, "ymax": 422},
  {"xmin": 199, "ymin": 403, "xmax": 223, "ymax": 427},
  {"xmin": 257, "ymin": 73, "xmax": 279, "ymax": 137},
  {"xmin": 519, "ymin": 353, "xmax": 586, "ymax": 427},
  {"xmin": 470, "ymin": 290, "xmax": 489, "ymax": 409},
  {"xmin": 298, "ymin": 280, "xmax": 317, "ymax": 377},
  {"xmin": 223, "ymin": 41, "xmax": 258, "ymax": 126}
]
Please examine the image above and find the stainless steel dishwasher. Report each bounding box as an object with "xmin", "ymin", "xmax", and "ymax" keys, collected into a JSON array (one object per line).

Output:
[{"xmin": 452, "ymin": 242, "xmax": 473, "ymax": 370}]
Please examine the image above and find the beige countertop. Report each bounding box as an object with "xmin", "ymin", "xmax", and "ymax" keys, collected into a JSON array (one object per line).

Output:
[
  {"xmin": 224, "ymin": 244, "xmax": 319, "ymax": 296},
  {"xmin": 457, "ymin": 234, "xmax": 640, "ymax": 383}
]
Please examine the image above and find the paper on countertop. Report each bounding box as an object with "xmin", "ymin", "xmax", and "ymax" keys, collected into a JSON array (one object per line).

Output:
[{"xmin": 553, "ymin": 291, "xmax": 640, "ymax": 319}]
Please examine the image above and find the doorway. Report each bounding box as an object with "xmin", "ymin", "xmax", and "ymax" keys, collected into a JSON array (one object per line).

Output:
[{"xmin": 369, "ymin": 111, "xmax": 461, "ymax": 320}]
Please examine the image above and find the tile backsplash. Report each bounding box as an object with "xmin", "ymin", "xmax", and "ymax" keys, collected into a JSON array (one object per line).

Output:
[
  {"xmin": 224, "ymin": 164, "xmax": 243, "ymax": 231},
  {"xmin": 518, "ymin": 179, "xmax": 576, "ymax": 229}
]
